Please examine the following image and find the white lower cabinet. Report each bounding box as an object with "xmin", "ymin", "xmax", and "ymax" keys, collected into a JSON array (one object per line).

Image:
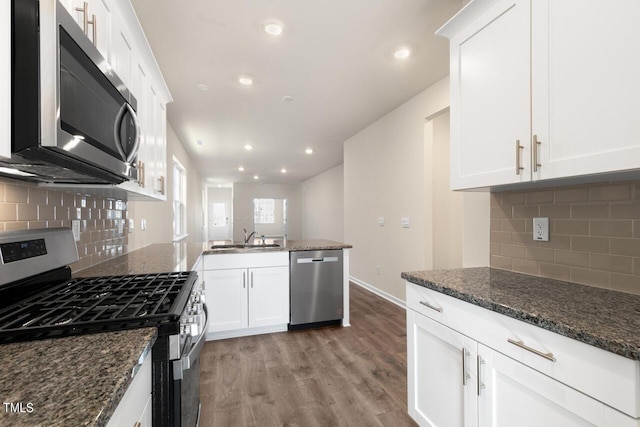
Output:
[
  {"xmin": 406, "ymin": 282, "xmax": 640, "ymax": 427},
  {"xmin": 203, "ymin": 252, "xmax": 289, "ymax": 339},
  {"xmin": 106, "ymin": 349, "xmax": 152, "ymax": 427},
  {"xmin": 407, "ymin": 310, "xmax": 477, "ymax": 427}
]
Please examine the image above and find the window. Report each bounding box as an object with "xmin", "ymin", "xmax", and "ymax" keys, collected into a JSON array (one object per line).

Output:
[
  {"xmin": 253, "ymin": 198, "xmax": 275, "ymax": 224},
  {"xmin": 172, "ymin": 158, "xmax": 187, "ymax": 240}
]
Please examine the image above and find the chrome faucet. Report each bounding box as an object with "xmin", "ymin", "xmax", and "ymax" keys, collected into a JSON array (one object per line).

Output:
[{"xmin": 242, "ymin": 228, "xmax": 256, "ymax": 244}]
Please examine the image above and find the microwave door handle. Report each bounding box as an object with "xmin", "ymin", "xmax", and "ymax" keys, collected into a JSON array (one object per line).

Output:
[
  {"xmin": 124, "ymin": 102, "xmax": 141, "ymax": 164},
  {"xmin": 113, "ymin": 102, "xmax": 141, "ymax": 164}
]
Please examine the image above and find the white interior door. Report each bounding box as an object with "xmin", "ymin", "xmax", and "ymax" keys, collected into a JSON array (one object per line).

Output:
[{"xmin": 208, "ymin": 200, "xmax": 231, "ymax": 241}]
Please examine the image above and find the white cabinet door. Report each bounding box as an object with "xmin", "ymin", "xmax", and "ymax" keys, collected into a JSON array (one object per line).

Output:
[
  {"xmin": 63, "ymin": 0, "xmax": 111, "ymax": 61},
  {"xmin": 110, "ymin": 17, "xmax": 132, "ymax": 89},
  {"xmin": 248, "ymin": 266, "xmax": 289, "ymax": 328},
  {"xmin": 204, "ymin": 269, "xmax": 248, "ymax": 332},
  {"xmin": 448, "ymin": 0, "xmax": 531, "ymax": 189},
  {"xmin": 477, "ymin": 343, "xmax": 636, "ymax": 427},
  {"xmin": 531, "ymin": 0, "xmax": 640, "ymax": 181},
  {"xmin": 1, "ymin": 0, "xmax": 10, "ymax": 159},
  {"xmin": 407, "ymin": 309, "xmax": 478, "ymax": 427}
]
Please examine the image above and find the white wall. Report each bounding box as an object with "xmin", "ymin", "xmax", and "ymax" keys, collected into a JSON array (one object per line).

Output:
[
  {"xmin": 232, "ymin": 183, "xmax": 302, "ymax": 242},
  {"xmin": 128, "ymin": 122, "xmax": 203, "ymax": 249},
  {"xmin": 345, "ymin": 76, "xmax": 489, "ymax": 301},
  {"xmin": 301, "ymin": 164, "xmax": 344, "ymax": 241}
]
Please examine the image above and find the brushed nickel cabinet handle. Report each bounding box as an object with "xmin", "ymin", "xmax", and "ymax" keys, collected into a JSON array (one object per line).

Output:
[
  {"xmin": 477, "ymin": 355, "xmax": 485, "ymax": 396},
  {"xmin": 461, "ymin": 347, "xmax": 470, "ymax": 386},
  {"xmin": 507, "ymin": 338, "xmax": 556, "ymax": 362},
  {"xmin": 134, "ymin": 422, "xmax": 141, "ymax": 427},
  {"xmin": 243, "ymin": 271, "xmax": 246, "ymax": 289},
  {"xmin": 88, "ymin": 14, "xmax": 97, "ymax": 47},
  {"xmin": 75, "ymin": 2, "xmax": 89, "ymax": 35},
  {"xmin": 419, "ymin": 300, "xmax": 442, "ymax": 313},
  {"xmin": 515, "ymin": 140, "xmax": 524, "ymax": 175},
  {"xmin": 533, "ymin": 134, "xmax": 541, "ymax": 172}
]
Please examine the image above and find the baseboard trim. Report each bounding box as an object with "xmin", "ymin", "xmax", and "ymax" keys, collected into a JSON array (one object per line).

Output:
[{"xmin": 349, "ymin": 276, "xmax": 406, "ymax": 310}]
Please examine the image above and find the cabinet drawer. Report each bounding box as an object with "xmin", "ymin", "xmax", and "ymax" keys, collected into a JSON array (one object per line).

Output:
[
  {"xmin": 203, "ymin": 252, "xmax": 289, "ymax": 270},
  {"xmin": 406, "ymin": 281, "xmax": 640, "ymax": 418}
]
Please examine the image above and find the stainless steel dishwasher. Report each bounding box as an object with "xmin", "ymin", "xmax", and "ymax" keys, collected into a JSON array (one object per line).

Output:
[{"xmin": 289, "ymin": 249, "xmax": 343, "ymax": 330}]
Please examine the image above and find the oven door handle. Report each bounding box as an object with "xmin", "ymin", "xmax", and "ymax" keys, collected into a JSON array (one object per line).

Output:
[{"xmin": 181, "ymin": 303, "xmax": 209, "ymax": 372}]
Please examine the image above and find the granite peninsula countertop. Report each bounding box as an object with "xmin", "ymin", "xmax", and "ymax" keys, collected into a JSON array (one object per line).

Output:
[
  {"xmin": 401, "ymin": 267, "xmax": 640, "ymax": 361},
  {"xmin": 0, "ymin": 328, "xmax": 156, "ymax": 427},
  {"xmin": 74, "ymin": 240, "xmax": 352, "ymax": 277},
  {"xmin": 204, "ymin": 239, "xmax": 352, "ymax": 255}
]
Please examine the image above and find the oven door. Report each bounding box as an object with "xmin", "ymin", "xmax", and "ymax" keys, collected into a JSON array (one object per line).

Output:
[
  {"xmin": 41, "ymin": 0, "xmax": 140, "ymax": 181},
  {"xmin": 173, "ymin": 304, "xmax": 208, "ymax": 427}
]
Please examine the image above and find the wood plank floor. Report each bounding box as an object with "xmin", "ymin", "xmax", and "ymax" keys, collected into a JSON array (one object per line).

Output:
[{"xmin": 199, "ymin": 283, "xmax": 417, "ymax": 427}]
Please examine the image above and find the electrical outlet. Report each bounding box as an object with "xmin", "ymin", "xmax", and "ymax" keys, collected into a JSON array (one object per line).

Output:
[
  {"xmin": 376, "ymin": 265, "xmax": 381, "ymax": 275},
  {"xmin": 378, "ymin": 216, "xmax": 385, "ymax": 226},
  {"xmin": 533, "ymin": 217, "xmax": 549, "ymax": 241}
]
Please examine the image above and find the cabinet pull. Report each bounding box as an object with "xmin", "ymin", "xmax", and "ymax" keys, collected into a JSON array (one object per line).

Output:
[
  {"xmin": 88, "ymin": 14, "xmax": 97, "ymax": 47},
  {"xmin": 533, "ymin": 134, "xmax": 541, "ymax": 172},
  {"xmin": 461, "ymin": 348, "xmax": 470, "ymax": 386},
  {"xmin": 137, "ymin": 161, "xmax": 145, "ymax": 188},
  {"xmin": 507, "ymin": 338, "xmax": 556, "ymax": 362},
  {"xmin": 134, "ymin": 422, "xmax": 141, "ymax": 427},
  {"xmin": 243, "ymin": 271, "xmax": 246, "ymax": 289},
  {"xmin": 419, "ymin": 300, "xmax": 442, "ymax": 313},
  {"xmin": 158, "ymin": 175, "xmax": 165, "ymax": 195},
  {"xmin": 250, "ymin": 271, "xmax": 254, "ymax": 288},
  {"xmin": 477, "ymin": 355, "xmax": 485, "ymax": 396},
  {"xmin": 515, "ymin": 140, "xmax": 524, "ymax": 175},
  {"xmin": 75, "ymin": 2, "xmax": 89, "ymax": 35}
]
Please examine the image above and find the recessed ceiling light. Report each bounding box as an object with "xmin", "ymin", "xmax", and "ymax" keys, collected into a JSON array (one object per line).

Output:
[
  {"xmin": 253, "ymin": 175, "xmax": 259, "ymax": 180},
  {"xmin": 238, "ymin": 166, "xmax": 245, "ymax": 172},
  {"xmin": 264, "ymin": 22, "xmax": 283, "ymax": 36},
  {"xmin": 196, "ymin": 83, "xmax": 209, "ymax": 91},
  {"xmin": 305, "ymin": 148, "xmax": 313, "ymax": 155},
  {"xmin": 244, "ymin": 144, "xmax": 253, "ymax": 151},
  {"xmin": 282, "ymin": 95, "xmax": 294, "ymax": 102},
  {"xmin": 281, "ymin": 168, "xmax": 287, "ymax": 174},
  {"xmin": 196, "ymin": 140, "xmax": 204, "ymax": 146},
  {"xmin": 238, "ymin": 76, "xmax": 253, "ymax": 86},
  {"xmin": 394, "ymin": 47, "xmax": 411, "ymax": 59}
]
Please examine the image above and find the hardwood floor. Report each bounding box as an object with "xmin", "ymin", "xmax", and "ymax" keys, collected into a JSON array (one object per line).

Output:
[{"xmin": 199, "ymin": 282, "xmax": 417, "ymax": 427}]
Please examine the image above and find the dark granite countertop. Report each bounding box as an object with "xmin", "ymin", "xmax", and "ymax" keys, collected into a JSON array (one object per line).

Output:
[
  {"xmin": 402, "ymin": 267, "xmax": 640, "ymax": 361},
  {"xmin": 0, "ymin": 328, "xmax": 156, "ymax": 427},
  {"xmin": 205, "ymin": 239, "xmax": 352, "ymax": 255},
  {"xmin": 75, "ymin": 240, "xmax": 352, "ymax": 277},
  {"xmin": 75, "ymin": 242, "xmax": 206, "ymax": 277}
]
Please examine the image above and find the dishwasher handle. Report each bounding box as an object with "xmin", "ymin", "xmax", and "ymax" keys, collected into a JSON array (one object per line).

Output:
[{"xmin": 296, "ymin": 256, "xmax": 339, "ymax": 264}]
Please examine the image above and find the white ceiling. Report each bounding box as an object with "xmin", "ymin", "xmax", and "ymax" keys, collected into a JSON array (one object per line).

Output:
[{"xmin": 130, "ymin": 0, "xmax": 463, "ymax": 185}]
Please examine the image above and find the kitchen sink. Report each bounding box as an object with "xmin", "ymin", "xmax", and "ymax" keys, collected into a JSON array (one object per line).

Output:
[{"xmin": 209, "ymin": 243, "xmax": 281, "ymax": 250}]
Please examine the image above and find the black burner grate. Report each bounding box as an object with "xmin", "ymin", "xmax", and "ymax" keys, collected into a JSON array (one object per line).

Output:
[{"xmin": 0, "ymin": 271, "xmax": 196, "ymax": 342}]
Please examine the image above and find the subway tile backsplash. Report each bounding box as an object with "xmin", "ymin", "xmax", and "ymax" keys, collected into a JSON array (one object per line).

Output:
[
  {"xmin": 491, "ymin": 180, "xmax": 640, "ymax": 295},
  {"xmin": 0, "ymin": 178, "xmax": 128, "ymax": 272}
]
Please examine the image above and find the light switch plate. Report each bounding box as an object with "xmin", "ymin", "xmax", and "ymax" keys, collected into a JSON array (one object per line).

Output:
[
  {"xmin": 378, "ymin": 216, "xmax": 385, "ymax": 226},
  {"xmin": 533, "ymin": 217, "xmax": 549, "ymax": 241},
  {"xmin": 401, "ymin": 217, "xmax": 410, "ymax": 228}
]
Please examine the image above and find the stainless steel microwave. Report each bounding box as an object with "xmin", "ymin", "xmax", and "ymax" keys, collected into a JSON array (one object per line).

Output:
[{"xmin": 6, "ymin": 0, "xmax": 140, "ymax": 184}]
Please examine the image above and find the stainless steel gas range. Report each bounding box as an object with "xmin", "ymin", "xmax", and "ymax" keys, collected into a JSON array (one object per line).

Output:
[{"xmin": 0, "ymin": 228, "xmax": 207, "ymax": 427}]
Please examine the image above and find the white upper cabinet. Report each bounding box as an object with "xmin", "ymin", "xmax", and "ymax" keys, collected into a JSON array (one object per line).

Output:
[
  {"xmin": 445, "ymin": 0, "xmax": 531, "ymax": 190},
  {"xmin": 439, "ymin": 0, "xmax": 640, "ymax": 190},
  {"xmin": 61, "ymin": 0, "xmax": 112, "ymax": 61},
  {"xmin": 531, "ymin": 0, "xmax": 640, "ymax": 181},
  {"xmin": 1, "ymin": 0, "xmax": 10, "ymax": 159}
]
